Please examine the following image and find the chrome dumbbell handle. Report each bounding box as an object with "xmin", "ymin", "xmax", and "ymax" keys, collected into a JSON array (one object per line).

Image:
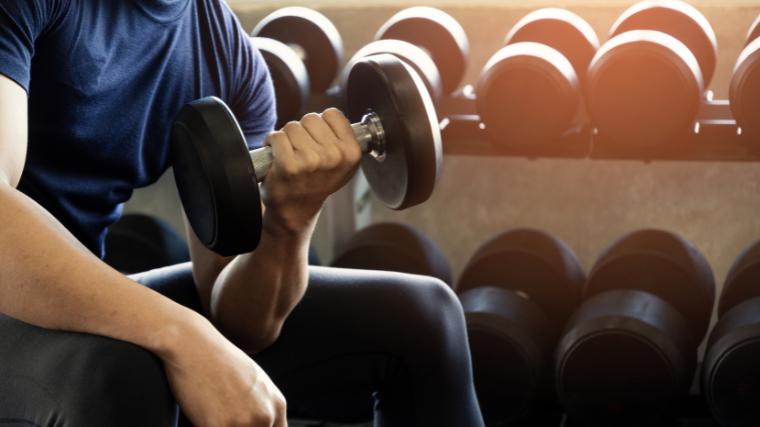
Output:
[{"xmin": 249, "ymin": 111, "xmax": 386, "ymax": 181}]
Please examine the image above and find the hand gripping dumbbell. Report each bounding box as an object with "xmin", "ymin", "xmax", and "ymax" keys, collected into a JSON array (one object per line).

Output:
[
  {"xmin": 729, "ymin": 14, "xmax": 760, "ymax": 141},
  {"xmin": 330, "ymin": 222, "xmax": 451, "ymax": 286},
  {"xmin": 375, "ymin": 7, "xmax": 470, "ymax": 96},
  {"xmin": 586, "ymin": 0, "xmax": 717, "ymax": 154},
  {"xmin": 476, "ymin": 9, "xmax": 599, "ymax": 148},
  {"xmin": 555, "ymin": 229, "xmax": 715, "ymax": 427},
  {"xmin": 702, "ymin": 238, "xmax": 760, "ymax": 427},
  {"xmin": 456, "ymin": 229, "xmax": 586, "ymax": 426},
  {"xmin": 171, "ymin": 54, "xmax": 442, "ymax": 256},
  {"xmin": 250, "ymin": 8, "xmax": 343, "ymax": 128}
]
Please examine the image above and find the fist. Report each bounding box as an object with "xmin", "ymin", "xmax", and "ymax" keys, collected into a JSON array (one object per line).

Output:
[{"xmin": 262, "ymin": 109, "xmax": 362, "ymax": 235}]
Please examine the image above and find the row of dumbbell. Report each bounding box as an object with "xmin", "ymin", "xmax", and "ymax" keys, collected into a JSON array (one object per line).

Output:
[
  {"xmin": 250, "ymin": 2, "xmax": 760, "ymax": 156},
  {"xmin": 333, "ymin": 223, "xmax": 760, "ymax": 427}
]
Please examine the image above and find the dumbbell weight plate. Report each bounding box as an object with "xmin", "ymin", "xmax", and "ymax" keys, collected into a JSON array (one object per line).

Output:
[
  {"xmin": 476, "ymin": 43, "xmax": 580, "ymax": 148},
  {"xmin": 730, "ymin": 38, "xmax": 760, "ymax": 140},
  {"xmin": 457, "ymin": 228, "xmax": 586, "ymax": 330},
  {"xmin": 376, "ymin": 7, "xmax": 469, "ymax": 95},
  {"xmin": 718, "ymin": 237, "xmax": 760, "ymax": 317},
  {"xmin": 251, "ymin": 7, "xmax": 343, "ymax": 93},
  {"xmin": 459, "ymin": 286, "xmax": 556, "ymax": 426},
  {"xmin": 346, "ymin": 54, "xmax": 442, "ymax": 210},
  {"xmin": 331, "ymin": 222, "xmax": 451, "ymax": 285},
  {"xmin": 610, "ymin": 0, "xmax": 717, "ymax": 87},
  {"xmin": 583, "ymin": 229, "xmax": 715, "ymax": 341},
  {"xmin": 747, "ymin": 14, "xmax": 760, "ymax": 46},
  {"xmin": 171, "ymin": 98, "xmax": 262, "ymax": 256},
  {"xmin": 556, "ymin": 289, "xmax": 696, "ymax": 427},
  {"xmin": 703, "ymin": 297, "xmax": 760, "ymax": 427},
  {"xmin": 505, "ymin": 8, "xmax": 599, "ymax": 89},
  {"xmin": 339, "ymin": 40, "xmax": 443, "ymax": 105},
  {"xmin": 586, "ymin": 30, "xmax": 703, "ymax": 151},
  {"xmin": 250, "ymin": 37, "xmax": 310, "ymax": 129}
]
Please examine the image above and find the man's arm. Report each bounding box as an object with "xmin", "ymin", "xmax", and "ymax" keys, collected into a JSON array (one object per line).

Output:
[
  {"xmin": 187, "ymin": 110, "xmax": 362, "ymax": 354},
  {"xmin": 0, "ymin": 74, "xmax": 286, "ymax": 427}
]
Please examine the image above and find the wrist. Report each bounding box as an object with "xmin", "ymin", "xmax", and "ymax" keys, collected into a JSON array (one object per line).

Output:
[
  {"xmin": 262, "ymin": 206, "xmax": 319, "ymax": 239},
  {"xmin": 148, "ymin": 306, "xmax": 214, "ymax": 363}
]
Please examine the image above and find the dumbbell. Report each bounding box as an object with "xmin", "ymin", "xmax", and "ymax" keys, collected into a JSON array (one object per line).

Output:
[
  {"xmin": 729, "ymin": 14, "xmax": 760, "ymax": 140},
  {"xmin": 456, "ymin": 229, "xmax": 585, "ymax": 426},
  {"xmin": 250, "ymin": 8, "xmax": 343, "ymax": 128},
  {"xmin": 586, "ymin": 0, "xmax": 717, "ymax": 153},
  {"xmin": 251, "ymin": 7, "xmax": 343, "ymax": 94},
  {"xmin": 556, "ymin": 229, "xmax": 715, "ymax": 427},
  {"xmin": 338, "ymin": 40, "xmax": 443, "ymax": 105},
  {"xmin": 476, "ymin": 9, "xmax": 599, "ymax": 148},
  {"xmin": 702, "ymin": 239, "xmax": 760, "ymax": 427},
  {"xmin": 330, "ymin": 222, "xmax": 451, "ymax": 286},
  {"xmin": 104, "ymin": 214, "xmax": 190, "ymax": 275},
  {"xmin": 171, "ymin": 54, "xmax": 442, "ymax": 256},
  {"xmin": 375, "ymin": 7, "xmax": 470, "ymax": 96}
]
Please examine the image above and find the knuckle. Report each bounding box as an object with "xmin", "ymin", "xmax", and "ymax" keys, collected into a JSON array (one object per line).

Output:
[
  {"xmin": 300, "ymin": 113, "xmax": 321, "ymax": 126},
  {"xmin": 322, "ymin": 108, "xmax": 343, "ymax": 120},
  {"xmin": 282, "ymin": 121, "xmax": 301, "ymax": 133}
]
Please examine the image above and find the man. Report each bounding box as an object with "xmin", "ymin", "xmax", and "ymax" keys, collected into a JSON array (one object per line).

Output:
[{"xmin": 0, "ymin": 0, "xmax": 485, "ymax": 426}]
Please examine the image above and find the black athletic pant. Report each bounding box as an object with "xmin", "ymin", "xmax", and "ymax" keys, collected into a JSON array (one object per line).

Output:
[{"xmin": 0, "ymin": 263, "xmax": 485, "ymax": 427}]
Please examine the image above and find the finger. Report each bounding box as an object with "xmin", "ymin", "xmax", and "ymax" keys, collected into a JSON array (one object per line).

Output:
[
  {"xmin": 321, "ymin": 108, "xmax": 356, "ymax": 144},
  {"xmin": 322, "ymin": 108, "xmax": 362, "ymax": 164},
  {"xmin": 300, "ymin": 112, "xmax": 339, "ymax": 149},
  {"xmin": 281, "ymin": 120, "xmax": 323, "ymax": 172},
  {"xmin": 281, "ymin": 120, "xmax": 315, "ymax": 153},
  {"xmin": 265, "ymin": 131, "xmax": 295, "ymax": 173}
]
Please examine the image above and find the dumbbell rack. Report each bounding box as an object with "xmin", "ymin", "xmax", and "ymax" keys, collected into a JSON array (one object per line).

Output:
[
  {"xmin": 312, "ymin": 88, "xmax": 758, "ymax": 163},
  {"xmin": 438, "ymin": 86, "xmax": 760, "ymax": 162}
]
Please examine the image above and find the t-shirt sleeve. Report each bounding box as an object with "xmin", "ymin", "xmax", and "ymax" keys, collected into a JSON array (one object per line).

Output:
[
  {"xmin": 224, "ymin": 12, "xmax": 277, "ymax": 151},
  {"xmin": 0, "ymin": 0, "xmax": 65, "ymax": 92}
]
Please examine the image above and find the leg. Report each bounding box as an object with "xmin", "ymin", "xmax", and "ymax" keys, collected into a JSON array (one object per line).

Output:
[
  {"xmin": 0, "ymin": 312, "xmax": 177, "ymax": 426},
  {"xmin": 133, "ymin": 263, "xmax": 484, "ymax": 427},
  {"xmin": 254, "ymin": 266, "xmax": 484, "ymax": 427}
]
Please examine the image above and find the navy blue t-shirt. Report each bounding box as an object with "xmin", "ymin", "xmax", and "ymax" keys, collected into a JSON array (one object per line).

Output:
[{"xmin": 0, "ymin": 0, "xmax": 276, "ymax": 257}]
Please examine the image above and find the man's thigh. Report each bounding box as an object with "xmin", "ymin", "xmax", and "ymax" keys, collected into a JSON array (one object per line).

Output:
[{"xmin": 0, "ymin": 312, "xmax": 177, "ymax": 426}]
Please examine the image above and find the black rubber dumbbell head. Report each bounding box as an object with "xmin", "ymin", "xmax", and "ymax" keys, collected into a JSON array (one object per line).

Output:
[
  {"xmin": 458, "ymin": 228, "xmax": 586, "ymax": 329},
  {"xmin": 251, "ymin": 7, "xmax": 343, "ymax": 93},
  {"xmin": 250, "ymin": 37, "xmax": 310, "ymax": 129},
  {"xmin": 587, "ymin": 30, "xmax": 703, "ymax": 152},
  {"xmin": 557, "ymin": 289, "xmax": 696, "ymax": 427},
  {"xmin": 457, "ymin": 229, "xmax": 585, "ymax": 426},
  {"xmin": 339, "ymin": 40, "xmax": 443, "ymax": 105},
  {"xmin": 609, "ymin": 0, "xmax": 717, "ymax": 87},
  {"xmin": 505, "ymin": 8, "xmax": 600, "ymax": 89},
  {"xmin": 730, "ymin": 37, "xmax": 760, "ymax": 140},
  {"xmin": 583, "ymin": 229, "xmax": 715, "ymax": 341},
  {"xmin": 346, "ymin": 54, "xmax": 442, "ymax": 211},
  {"xmin": 477, "ymin": 43, "xmax": 580, "ymax": 149},
  {"xmin": 330, "ymin": 222, "xmax": 451, "ymax": 285},
  {"xmin": 702, "ymin": 297, "xmax": 760, "ymax": 427},
  {"xmin": 376, "ymin": 7, "xmax": 469, "ymax": 95}
]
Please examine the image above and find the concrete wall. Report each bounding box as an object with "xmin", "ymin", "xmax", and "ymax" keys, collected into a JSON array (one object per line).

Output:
[{"xmin": 125, "ymin": 1, "xmax": 760, "ymax": 349}]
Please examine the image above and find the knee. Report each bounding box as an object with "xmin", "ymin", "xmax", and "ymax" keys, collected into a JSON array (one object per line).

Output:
[
  {"xmin": 387, "ymin": 275, "xmax": 467, "ymax": 344},
  {"xmin": 56, "ymin": 334, "xmax": 177, "ymax": 426}
]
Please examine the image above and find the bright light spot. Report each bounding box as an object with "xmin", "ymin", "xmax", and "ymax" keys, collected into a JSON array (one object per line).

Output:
[
  {"xmin": 738, "ymin": 127, "xmax": 743, "ymax": 135},
  {"xmin": 439, "ymin": 117, "xmax": 450, "ymax": 130},
  {"xmin": 694, "ymin": 122, "xmax": 700, "ymax": 134},
  {"xmin": 479, "ymin": 123, "xmax": 486, "ymax": 130},
  {"xmin": 287, "ymin": 43, "xmax": 307, "ymax": 62},
  {"xmin": 515, "ymin": 290, "xmax": 531, "ymax": 301}
]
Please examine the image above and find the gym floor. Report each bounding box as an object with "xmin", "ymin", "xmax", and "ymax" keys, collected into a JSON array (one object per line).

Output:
[{"xmin": 126, "ymin": 0, "xmax": 760, "ymax": 365}]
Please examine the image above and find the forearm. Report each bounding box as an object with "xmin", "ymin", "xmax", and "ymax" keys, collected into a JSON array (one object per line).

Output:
[
  {"xmin": 0, "ymin": 183, "xmax": 204, "ymax": 358},
  {"xmin": 208, "ymin": 211, "xmax": 315, "ymax": 354}
]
